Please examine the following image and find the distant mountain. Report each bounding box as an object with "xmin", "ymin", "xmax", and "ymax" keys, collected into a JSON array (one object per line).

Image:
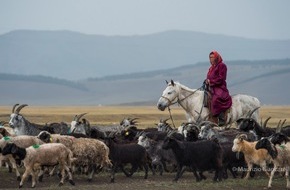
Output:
[
  {"xmin": 0, "ymin": 30, "xmax": 290, "ymax": 80},
  {"xmin": 0, "ymin": 59, "xmax": 290, "ymax": 106}
]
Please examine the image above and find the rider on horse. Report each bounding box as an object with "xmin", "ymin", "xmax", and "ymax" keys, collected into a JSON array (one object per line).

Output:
[{"xmin": 204, "ymin": 51, "xmax": 232, "ymax": 126}]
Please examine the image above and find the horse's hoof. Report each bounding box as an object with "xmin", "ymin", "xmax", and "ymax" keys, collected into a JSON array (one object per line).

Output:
[{"xmin": 59, "ymin": 182, "xmax": 64, "ymax": 186}]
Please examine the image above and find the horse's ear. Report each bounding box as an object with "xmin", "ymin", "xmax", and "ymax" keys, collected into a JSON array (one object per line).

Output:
[
  {"xmin": 165, "ymin": 80, "xmax": 169, "ymax": 84},
  {"xmin": 170, "ymin": 79, "xmax": 175, "ymax": 86}
]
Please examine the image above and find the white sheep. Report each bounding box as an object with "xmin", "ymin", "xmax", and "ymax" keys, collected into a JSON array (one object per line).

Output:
[
  {"xmin": 0, "ymin": 135, "xmax": 45, "ymax": 180},
  {"xmin": 37, "ymin": 131, "xmax": 112, "ymax": 181},
  {"xmin": 232, "ymin": 134, "xmax": 272, "ymax": 179},
  {"xmin": 2, "ymin": 142, "xmax": 75, "ymax": 188}
]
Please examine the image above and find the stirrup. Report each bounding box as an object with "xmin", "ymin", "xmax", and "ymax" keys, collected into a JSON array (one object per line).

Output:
[
  {"xmin": 218, "ymin": 119, "xmax": 225, "ymax": 126},
  {"xmin": 218, "ymin": 112, "xmax": 225, "ymax": 126}
]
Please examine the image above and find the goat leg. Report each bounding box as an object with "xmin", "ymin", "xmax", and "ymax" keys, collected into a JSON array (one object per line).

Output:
[
  {"xmin": 268, "ymin": 165, "xmax": 277, "ymax": 188},
  {"xmin": 173, "ymin": 165, "xmax": 184, "ymax": 182},
  {"xmin": 286, "ymin": 167, "xmax": 290, "ymax": 189}
]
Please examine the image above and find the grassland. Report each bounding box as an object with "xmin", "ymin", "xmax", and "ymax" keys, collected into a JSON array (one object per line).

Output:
[{"xmin": 1, "ymin": 105, "xmax": 290, "ymax": 128}]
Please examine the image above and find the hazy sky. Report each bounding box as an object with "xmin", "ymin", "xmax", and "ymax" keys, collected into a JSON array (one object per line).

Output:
[{"xmin": 1, "ymin": 0, "xmax": 290, "ymax": 40}]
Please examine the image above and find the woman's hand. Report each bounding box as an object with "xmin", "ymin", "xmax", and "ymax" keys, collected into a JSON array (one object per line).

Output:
[{"xmin": 205, "ymin": 79, "xmax": 210, "ymax": 85}]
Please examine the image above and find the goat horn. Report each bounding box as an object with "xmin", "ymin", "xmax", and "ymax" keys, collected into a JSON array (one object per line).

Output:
[
  {"xmin": 15, "ymin": 104, "xmax": 28, "ymax": 114},
  {"xmin": 262, "ymin": 117, "xmax": 271, "ymax": 129},
  {"xmin": 75, "ymin": 113, "xmax": 87, "ymax": 122},
  {"xmin": 103, "ymin": 131, "xmax": 107, "ymax": 138},
  {"xmin": 163, "ymin": 118, "xmax": 170, "ymax": 123},
  {"xmin": 247, "ymin": 107, "xmax": 260, "ymax": 118},
  {"xmin": 276, "ymin": 119, "xmax": 282, "ymax": 131},
  {"xmin": 130, "ymin": 117, "xmax": 139, "ymax": 122},
  {"xmin": 281, "ymin": 119, "xmax": 287, "ymax": 128},
  {"xmin": 276, "ymin": 120, "xmax": 282, "ymax": 133},
  {"xmin": 167, "ymin": 130, "xmax": 174, "ymax": 137},
  {"xmin": 12, "ymin": 103, "xmax": 19, "ymax": 113},
  {"xmin": 236, "ymin": 134, "xmax": 247, "ymax": 140}
]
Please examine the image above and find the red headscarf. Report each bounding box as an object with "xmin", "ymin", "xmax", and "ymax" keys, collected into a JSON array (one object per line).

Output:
[{"xmin": 209, "ymin": 51, "xmax": 223, "ymax": 64}]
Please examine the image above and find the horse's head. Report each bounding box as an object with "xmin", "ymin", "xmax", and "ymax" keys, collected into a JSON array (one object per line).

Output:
[{"xmin": 157, "ymin": 80, "xmax": 179, "ymax": 111}]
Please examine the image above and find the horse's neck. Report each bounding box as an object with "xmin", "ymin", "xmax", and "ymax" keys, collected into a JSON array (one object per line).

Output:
[
  {"xmin": 178, "ymin": 87, "xmax": 203, "ymax": 109},
  {"xmin": 177, "ymin": 87, "xmax": 206, "ymax": 122}
]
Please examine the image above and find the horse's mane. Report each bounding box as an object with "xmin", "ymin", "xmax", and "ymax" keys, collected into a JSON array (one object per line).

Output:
[{"xmin": 172, "ymin": 81, "xmax": 199, "ymax": 93}]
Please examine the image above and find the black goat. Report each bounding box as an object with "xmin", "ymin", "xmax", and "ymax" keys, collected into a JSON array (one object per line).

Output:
[
  {"xmin": 162, "ymin": 136, "xmax": 223, "ymax": 182},
  {"xmin": 178, "ymin": 122, "xmax": 200, "ymax": 142},
  {"xmin": 138, "ymin": 134, "xmax": 177, "ymax": 175},
  {"xmin": 269, "ymin": 132, "xmax": 290, "ymax": 145},
  {"xmin": 104, "ymin": 137, "xmax": 149, "ymax": 182},
  {"xmin": 237, "ymin": 116, "xmax": 275, "ymax": 139}
]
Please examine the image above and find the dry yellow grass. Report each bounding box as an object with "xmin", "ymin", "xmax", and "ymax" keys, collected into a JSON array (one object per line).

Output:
[{"xmin": 0, "ymin": 105, "xmax": 290, "ymax": 128}]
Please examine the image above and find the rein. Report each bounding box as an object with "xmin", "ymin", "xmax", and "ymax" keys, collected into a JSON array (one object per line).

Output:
[{"xmin": 163, "ymin": 86, "xmax": 204, "ymax": 128}]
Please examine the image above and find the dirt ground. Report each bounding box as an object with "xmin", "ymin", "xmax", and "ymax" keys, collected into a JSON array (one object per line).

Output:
[{"xmin": 0, "ymin": 167, "xmax": 287, "ymax": 190}]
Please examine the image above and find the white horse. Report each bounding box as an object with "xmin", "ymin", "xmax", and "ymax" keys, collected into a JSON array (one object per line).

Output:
[{"xmin": 157, "ymin": 80, "xmax": 260, "ymax": 126}]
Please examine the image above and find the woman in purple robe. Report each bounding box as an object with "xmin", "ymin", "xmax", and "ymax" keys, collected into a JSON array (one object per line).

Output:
[{"xmin": 205, "ymin": 51, "xmax": 232, "ymax": 126}]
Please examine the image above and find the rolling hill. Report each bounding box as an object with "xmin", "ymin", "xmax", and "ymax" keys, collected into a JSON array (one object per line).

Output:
[
  {"xmin": 0, "ymin": 59, "xmax": 289, "ymax": 106},
  {"xmin": 1, "ymin": 30, "xmax": 290, "ymax": 80}
]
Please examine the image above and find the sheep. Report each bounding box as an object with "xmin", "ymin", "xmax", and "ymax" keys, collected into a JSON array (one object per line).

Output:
[
  {"xmin": 0, "ymin": 121, "xmax": 15, "ymax": 136},
  {"xmin": 37, "ymin": 131, "xmax": 112, "ymax": 181},
  {"xmin": 255, "ymin": 137, "xmax": 290, "ymax": 189},
  {"xmin": 104, "ymin": 135, "xmax": 150, "ymax": 183},
  {"xmin": 2, "ymin": 142, "xmax": 75, "ymax": 188},
  {"xmin": 9, "ymin": 104, "xmax": 70, "ymax": 136},
  {"xmin": 0, "ymin": 135, "xmax": 45, "ymax": 180},
  {"xmin": 232, "ymin": 134, "xmax": 272, "ymax": 179}
]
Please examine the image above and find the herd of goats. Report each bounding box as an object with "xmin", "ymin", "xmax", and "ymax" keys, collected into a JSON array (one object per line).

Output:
[{"xmin": 1, "ymin": 104, "xmax": 290, "ymax": 188}]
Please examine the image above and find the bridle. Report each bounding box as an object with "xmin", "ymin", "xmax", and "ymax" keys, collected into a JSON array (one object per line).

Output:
[{"xmin": 160, "ymin": 85, "xmax": 204, "ymax": 128}]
